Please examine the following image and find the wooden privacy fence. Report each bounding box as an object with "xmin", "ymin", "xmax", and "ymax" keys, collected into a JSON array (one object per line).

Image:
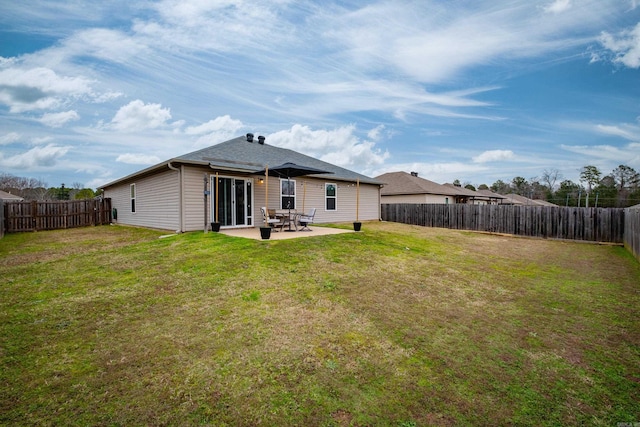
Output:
[
  {"xmin": 381, "ymin": 204, "xmax": 626, "ymax": 243},
  {"xmin": 3, "ymin": 198, "xmax": 112, "ymax": 233},
  {"xmin": 625, "ymin": 207, "xmax": 640, "ymax": 262}
]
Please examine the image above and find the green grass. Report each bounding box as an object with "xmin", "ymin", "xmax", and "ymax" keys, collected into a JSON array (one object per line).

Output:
[{"xmin": 1, "ymin": 223, "xmax": 639, "ymax": 426}]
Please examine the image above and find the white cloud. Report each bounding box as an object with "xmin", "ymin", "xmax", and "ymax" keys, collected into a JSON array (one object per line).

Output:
[
  {"xmin": 116, "ymin": 153, "xmax": 161, "ymax": 165},
  {"xmin": 135, "ymin": 1, "xmax": 285, "ymax": 52},
  {"xmin": 110, "ymin": 100, "xmax": 172, "ymax": 132},
  {"xmin": 268, "ymin": 124, "xmax": 390, "ymax": 173},
  {"xmin": 185, "ymin": 115, "xmax": 243, "ymax": 135},
  {"xmin": 0, "ymin": 143, "xmax": 70, "ymax": 168},
  {"xmin": 63, "ymin": 28, "xmax": 147, "ymax": 63},
  {"xmin": 0, "ymin": 132, "xmax": 20, "ymax": 145},
  {"xmin": 367, "ymin": 125, "xmax": 386, "ymax": 141},
  {"xmin": 32, "ymin": 136, "xmax": 54, "ymax": 145},
  {"xmin": 0, "ymin": 66, "xmax": 94, "ymax": 113},
  {"xmin": 330, "ymin": 1, "xmax": 614, "ymax": 84},
  {"xmin": 561, "ymin": 143, "xmax": 640, "ymax": 167},
  {"xmin": 595, "ymin": 124, "xmax": 639, "ymax": 140},
  {"xmin": 40, "ymin": 110, "xmax": 80, "ymax": 127},
  {"xmin": 93, "ymin": 91, "xmax": 124, "ymax": 103},
  {"xmin": 599, "ymin": 22, "xmax": 640, "ymax": 68},
  {"xmin": 184, "ymin": 115, "xmax": 245, "ymax": 149},
  {"xmin": 543, "ymin": 0, "xmax": 572, "ymax": 14},
  {"xmin": 473, "ymin": 150, "xmax": 515, "ymax": 163}
]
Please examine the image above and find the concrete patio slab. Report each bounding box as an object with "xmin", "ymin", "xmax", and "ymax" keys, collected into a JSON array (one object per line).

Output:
[{"xmin": 219, "ymin": 225, "xmax": 354, "ymax": 240}]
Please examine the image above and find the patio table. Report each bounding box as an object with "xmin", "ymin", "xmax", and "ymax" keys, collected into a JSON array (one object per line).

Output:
[{"xmin": 276, "ymin": 210, "xmax": 298, "ymax": 231}]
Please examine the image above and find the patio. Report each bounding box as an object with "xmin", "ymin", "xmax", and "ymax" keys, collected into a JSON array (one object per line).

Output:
[{"xmin": 219, "ymin": 225, "xmax": 354, "ymax": 240}]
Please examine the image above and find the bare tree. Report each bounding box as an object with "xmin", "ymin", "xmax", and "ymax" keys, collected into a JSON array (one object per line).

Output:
[
  {"xmin": 541, "ymin": 168, "xmax": 562, "ymax": 193},
  {"xmin": 0, "ymin": 173, "xmax": 48, "ymax": 199}
]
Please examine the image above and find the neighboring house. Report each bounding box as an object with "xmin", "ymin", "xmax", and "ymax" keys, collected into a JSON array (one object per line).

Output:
[
  {"xmin": 442, "ymin": 183, "xmax": 483, "ymax": 204},
  {"xmin": 0, "ymin": 190, "xmax": 24, "ymax": 201},
  {"xmin": 376, "ymin": 171, "xmax": 459, "ymax": 204},
  {"xmin": 100, "ymin": 134, "xmax": 383, "ymax": 232},
  {"xmin": 475, "ymin": 189, "xmax": 507, "ymax": 205},
  {"xmin": 501, "ymin": 193, "xmax": 557, "ymax": 206}
]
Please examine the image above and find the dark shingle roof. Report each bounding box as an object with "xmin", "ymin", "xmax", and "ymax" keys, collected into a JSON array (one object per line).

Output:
[
  {"xmin": 102, "ymin": 135, "xmax": 381, "ymax": 188},
  {"xmin": 376, "ymin": 172, "xmax": 461, "ymax": 196},
  {"xmin": 503, "ymin": 194, "xmax": 558, "ymax": 206}
]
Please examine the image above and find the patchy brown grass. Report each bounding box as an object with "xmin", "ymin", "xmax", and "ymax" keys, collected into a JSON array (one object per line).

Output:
[{"xmin": 1, "ymin": 222, "xmax": 639, "ymax": 426}]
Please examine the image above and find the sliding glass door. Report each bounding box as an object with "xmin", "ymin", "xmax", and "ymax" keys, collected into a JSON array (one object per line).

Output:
[{"xmin": 211, "ymin": 176, "xmax": 253, "ymax": 227}]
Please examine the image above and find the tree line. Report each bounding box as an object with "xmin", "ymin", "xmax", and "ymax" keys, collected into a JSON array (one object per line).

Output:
[
  {"xmin": 458, "ymin": 164, "xmax": 640, "ymax": 208},
  {"xmin": 0, "ymin": 173, "xmax": 99, "ymax": 201}
]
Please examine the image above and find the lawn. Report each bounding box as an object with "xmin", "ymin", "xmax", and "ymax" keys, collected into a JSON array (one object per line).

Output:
[{"xmin": 1, "ymin": 222, "xmax": 639, "ymax": 426}]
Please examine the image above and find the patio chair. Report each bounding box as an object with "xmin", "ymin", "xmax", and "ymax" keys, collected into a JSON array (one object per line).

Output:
[
  {"xmin": 297, "ymin": 208, "xmax": 316, "ymax": 231},
  {"xmin": 261, "ymin": 207, "xmax": 284, "ymax": 231}
]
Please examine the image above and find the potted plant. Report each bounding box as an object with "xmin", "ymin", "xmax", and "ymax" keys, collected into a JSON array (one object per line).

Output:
[
  {"xmin": 211, "ymin": 222, "xmax": 221, "ymax": 232},
  {"xmin": 260, "ymin": 226, "xmax": 272, "ymax": 239}
]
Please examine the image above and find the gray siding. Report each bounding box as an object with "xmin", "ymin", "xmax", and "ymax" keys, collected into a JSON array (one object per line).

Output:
[
  {"xmin": 254, "ymin": 177, "xmax": 380, "ymax": 225},
  {"xmin": 104, "ymin": 169, "xmax": 180, "ymax": 231},
  {"xmin": 105, "ymin": 166, "xmax": 380, "ymax": 232},
  {"xmin": 183, "ymin": 167, "xmax": 209, "ymax": 232}
]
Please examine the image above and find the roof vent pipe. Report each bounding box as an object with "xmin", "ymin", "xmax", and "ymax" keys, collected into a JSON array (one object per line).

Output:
[
  {"xmin": 246, "ymin": 133, "xmax": 254, "ymax": 142},
  {"xmin": 258, "ymin": 135, "xmax": 265, "ymax": 145}
]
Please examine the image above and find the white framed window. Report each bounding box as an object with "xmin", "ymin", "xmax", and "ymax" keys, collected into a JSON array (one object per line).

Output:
[
  {"xmin": 130, "ymin": 183, "xmax": 136, "ymax": 213},
  {"xmin": 325, "ymin": 183, "xmax": 337, "ymax": 211},
  {"xmin": 280, "ymin": 179, "xmax": 296, "ymax": 209}
]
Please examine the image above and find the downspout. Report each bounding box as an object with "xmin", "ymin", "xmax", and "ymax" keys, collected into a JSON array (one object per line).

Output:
[
  {"xmin": 168, "ymin": 162, "xmax": 184, "ymax": 233},
  {"xmin": 379, "ymin": 184, "xmax": 383, "ymax": 221}
]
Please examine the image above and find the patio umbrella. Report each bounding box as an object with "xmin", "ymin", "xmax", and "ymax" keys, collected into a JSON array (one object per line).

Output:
[{"xmin": 255, "ymin": 162, "xmax": 333, "ymax": 231}]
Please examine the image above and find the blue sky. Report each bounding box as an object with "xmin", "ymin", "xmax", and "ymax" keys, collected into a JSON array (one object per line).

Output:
[{"xmin": 1, "ymin": 0, "xmax": 639, "ymax": 190}]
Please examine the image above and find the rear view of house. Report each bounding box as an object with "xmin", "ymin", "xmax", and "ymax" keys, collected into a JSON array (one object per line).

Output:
[{"xmin": 101, "ymin": 135, "xmax": 382, "ymax": 232}]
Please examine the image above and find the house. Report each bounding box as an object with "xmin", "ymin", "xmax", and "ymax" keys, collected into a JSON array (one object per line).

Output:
[
  {"xmin": 442, "ymin": 183, "xmax": 490, "ymax": 205},
  {"xmin": 501, "ymin": 193, "xmax": 557, "ymax": 207},
  {"xmin": 376, "ymin": 171, "xmax": 460, "ymax": 204},
  {"xmin": 0, "ymin": 190, "xmax": 24, "ymax": 201},
  {"xmin": 475, "ymin": 189, "xmax": 507, "ymax": 205},
  {"xmin": 100, "ymin": 134, "xmax": 383, "ymax": 232}
]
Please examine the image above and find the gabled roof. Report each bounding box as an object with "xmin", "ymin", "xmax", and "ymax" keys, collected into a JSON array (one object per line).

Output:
[
  {"xmin": 101, "ymin": 135, "xmax": 382, "ymax": 188},
  {"xmin": 442, "ymin": 183, "xmax": 479, "ymax": 197},
  {"xmin": 0, "ymin": 190, "xmax": 24, "ymax": 201},
  {"xmin": 376, "ymin": 172, "xmax": 460, "ymax": 196},
  {"xmin": 502, "ymin": 193, "xmax": 557, "ymax": 206},
  {"xmin": 476, "ymin": 189, "xmax": 507, "ymax": 200}
]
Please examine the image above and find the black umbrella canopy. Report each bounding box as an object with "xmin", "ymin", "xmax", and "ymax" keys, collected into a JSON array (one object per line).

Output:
[{"xmin": 255, "ymin": 162, "xmax": 333, "ymax": 178}]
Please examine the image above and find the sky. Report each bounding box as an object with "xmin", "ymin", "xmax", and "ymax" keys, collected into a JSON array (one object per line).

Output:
[{"xmin": 1, "ymin": 0, "xmax": 639, "ymax": 190}]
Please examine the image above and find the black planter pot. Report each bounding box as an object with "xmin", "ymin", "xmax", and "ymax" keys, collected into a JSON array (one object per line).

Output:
[
  {"xmin": 353, "ymin": 221, "xmax": 362, "ymax": 231},
  {"xmin": 211, "ymin": 222, "xmax": 221, "ymax": 232},
  {"xmin": 260, "ymin": 227, "xmax": 272, "ymax": 240}
]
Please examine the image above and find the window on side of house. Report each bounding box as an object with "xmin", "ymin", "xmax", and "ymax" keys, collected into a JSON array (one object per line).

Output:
[
  {"xmin": 281, "ymin": 179, "xmax": 296, "ymax": 210},
  {"xmin": 130, "ymin": 183, "xmax": 136, "ymax": 213},
  {"xmin": 325, "ymin": 183, "xmax": 337, "ymax": 211}
]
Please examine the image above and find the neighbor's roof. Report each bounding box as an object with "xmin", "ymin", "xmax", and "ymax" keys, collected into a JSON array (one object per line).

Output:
[
  {"xmin": 476, "ymin": 189, "xmax": 507, "ymax": 200},
  {"xmin": 0, "ymin": 190, "xmax": 24, "ymax": 201},
  {"xmin": 442, "ymin": 183, "xmax": 479, "ymax": 197},
  {"xmin": 376, "ymin": 172, "xmax": 461, "ymax": 196},
  {"xmin": 502, "ymin": 193, "xmax": 557, "ymax": 206},
  {"xmin": 101, "ymin": 135, "xmax": 382, "ymax": 188}
]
